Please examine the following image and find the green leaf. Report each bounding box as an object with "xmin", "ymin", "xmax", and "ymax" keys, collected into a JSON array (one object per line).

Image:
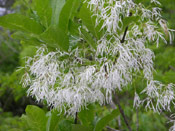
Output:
[
  {"xmin": 46, "ymin": 110, "xmax": 64, "ymax": 131},
  {"xmin": 40, "ymin": 26, "xmax": 69, "ymax": 51},
  {"xmin": 58, "ymin": 120, "xmax": 72, "ymax": 131},
  {"xmin": 94, "ymin": 109, "xmax": 119, "ymax": 131},
  {"xmin": 122, "ymin": 16, "xmax": 140, "ymax": 32},
  {"xmin": 79, "ymin": 4, "xmax": 103, "ymax": 39},
  {"xmin": 51, "ymin": 0, "xmax": 65, "ymax": 25},
  {"xmin": 69, "ymin": 20, "xmax": 97, "ymax": 49},
  {"xmin": 80, "ymin": 28, "xmax": 96, "ymax": 49},
  {"xmin": 0, "ymin": 14, "xmax": 44, "ymax": 34},
  {"xmin": 12, "ymin": 31, "xmax": 42, "ymax": 46},
  {"xmin": 69, "ymin": 20, "xmax": 80, "ymax": 36},
  {"xmin": 20, "ymin": 114, "xmax": 29, "ymax": 127},
  {"xmin": 31, "ymin": 0, "xmax": 52, "ymax": 28},
  {"xmin": 59, "ymin": 0, "xmax": 80, "ymax": 33},
  {"xmin": 72, "ymin": 124, "xmax": 91, "ymax": 131},
  {"xmin": 23, "ymin": 105, "xmax": 48, "ymax": 131},
  {"xmin": 79, "ymin": 105, "xmax": 95, "ymax": 126}
]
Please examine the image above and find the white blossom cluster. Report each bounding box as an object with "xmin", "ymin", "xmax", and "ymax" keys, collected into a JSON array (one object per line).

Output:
[
  {"xmin": 86, "ymin": 0, "xmax": 175, "ymax": 112},
  {"xmin": 169, "ymin": 114, "xmax": 175, "ymax": 131},
  {"xmin": 21, "ymin": 0, "xmax": 175, "ymax": 116}
]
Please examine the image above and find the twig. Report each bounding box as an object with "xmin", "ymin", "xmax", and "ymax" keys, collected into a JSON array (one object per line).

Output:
[
  {"xmin": 113, "ymin": 92, "xmax": 132, "ymax": 131},
  {"xmin": 120, "ymin": 12, "xmax": 132, "ymax": 43},
  {"xmin": 74, "ymin": 112, "xmax": 78, "ymax": 124},
  {"xmin": 120, "ymin": 26, "xmax": 129, "ymax": 43}
]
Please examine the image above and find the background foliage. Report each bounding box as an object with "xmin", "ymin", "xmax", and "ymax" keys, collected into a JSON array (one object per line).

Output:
[{"xmin": 0, "ymin": 0, "xmax": 175, "ymax": 130}]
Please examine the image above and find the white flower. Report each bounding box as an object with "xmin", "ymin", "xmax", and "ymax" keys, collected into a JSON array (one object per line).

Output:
[
  {"xmin": 142, "ymin": 80, "xmax": 175, "ymax": 112},
  {"xmin": 169, "ymin": 114, "xmax": 175, "ymax": 131},
  {"xmin": 151, "ymin": 0, "xmax": 161, "ymax": 5},
  {"xmin": 21, "ymin": 0, "xmax": 175, "ymax": 116},
  {"xmin": 133, "ymin": 92, "xmax": 141, "ymax": 108}
]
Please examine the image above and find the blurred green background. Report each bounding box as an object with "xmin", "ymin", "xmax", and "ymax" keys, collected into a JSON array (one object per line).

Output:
[{"xmin": 0, "ymin": 0, "xmax": 175, "ymax": 130}]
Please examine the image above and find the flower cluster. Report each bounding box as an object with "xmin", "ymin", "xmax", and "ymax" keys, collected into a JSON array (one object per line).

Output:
[
  {"xmin": 21, "ymin": 0, "xmax": 175, "ymax": 116},
  {"xmin": 85, "ymin": 0, "xmax": 175, "ymax": 113},
  {"xmin": 169, "ymin": 114, "xmax": 175, "ymax": 131},
  {"xmin": 141, "ymin": 81, "xmax": 175, "ymax": 112}
]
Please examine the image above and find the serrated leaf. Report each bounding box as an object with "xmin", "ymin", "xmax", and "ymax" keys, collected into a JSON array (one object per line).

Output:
[
  {"xmin": 94, "ymin": 109, "xmax": 119, "ymax": 131},
  {"xmin": 0, "ymin": 14, "xmax": 44, "ymax": 34}
]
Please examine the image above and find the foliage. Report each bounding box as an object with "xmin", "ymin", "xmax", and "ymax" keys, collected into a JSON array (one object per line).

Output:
[
  {"xmin": 0, "ymin": 108, "xmax": 27, "ymax": 131},
  {"xmin": 0, "ymin": 0, "xmax": 175, "ymax": 131}
]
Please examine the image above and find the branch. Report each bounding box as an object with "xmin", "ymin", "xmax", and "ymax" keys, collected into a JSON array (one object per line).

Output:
[
  {"xmin": 113, "ymin": 92, "xmax": 132, "ymax": 131},
  {"xmin": 120, "ymin": 12, "xmax": 132, "ymax": 43},
  {"xmin": 120, "ymin": 26, "xmax": 129, "ymax": 43},
  {"xmin": 74, "ymin": 112, "xmax": 78, "ymax": 124}
]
